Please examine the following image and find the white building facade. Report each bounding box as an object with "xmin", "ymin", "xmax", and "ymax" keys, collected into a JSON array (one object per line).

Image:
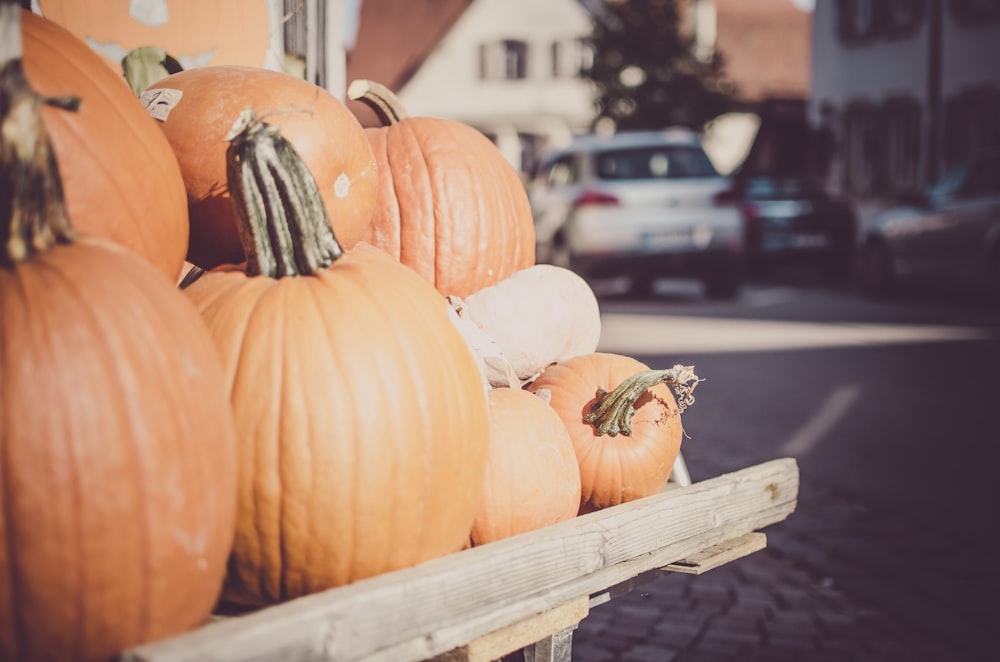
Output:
[
  {"xmin": 395, "ymin": 0, "xmax": 597, "ymax": 174},
  {"xmin": 810, "ymin": 0, "xmax": 1000, "ymax": 213}
]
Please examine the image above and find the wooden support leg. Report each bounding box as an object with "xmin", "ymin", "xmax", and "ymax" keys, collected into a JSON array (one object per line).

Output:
[{"xmin": 521, "ymin": 626, "xmax": 575, "ymax": 662}]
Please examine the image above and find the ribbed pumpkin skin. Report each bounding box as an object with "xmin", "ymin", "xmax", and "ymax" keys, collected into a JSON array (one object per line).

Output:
[
  {"xmin": 527, "ymin": 353, "xmax": 683, "ymax": 511},
  {"xmin": 20, "ymin": 9, "xmax": 190, "ymax": 281},
  {"xmin": 470, "ymin": 388, "xmax": 581, "ymax": 545},
  {"xmin": 0, "ymin": 239, "xmax": 238, "ymax": 662},
  {"xmin": 146, "ymin": 66, "xmax": 379, "ymax": 269},
  {"xmin": 362, "ymin": 117, "xmax": 535, "ymax": 298},
  {"xmin": 185, "ymin": 244, "xmax": 490, "ymax": 606}
]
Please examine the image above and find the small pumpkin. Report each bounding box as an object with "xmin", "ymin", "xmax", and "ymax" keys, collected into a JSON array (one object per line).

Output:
[
  {"xmin": 348, "ymin": 79, "xmax": 535, "ymax": 298},
  {"xmin": 0, "ymin": 13, "xmax": 238, "ymax": 659},
  {"xmin": 448, "ymin": 264, "xmax": 602, "ymax": 386},
  {"xmin": 20, "ymin": 8, "xmax": 190, "ymax": 280},
  {"xmin": 144, "ymin": 66, "xmax": 379, "ymax": 269},
  {"xmin": 183, "ymin": 109, "xmax": 490, "ymax": 606},
  {"xmin": 470, "ymin": 388, "xmax": 582, "ymax": 546},
  {"xmin": 527, "ymin": 354, "xmax": 700, "ymax": 512}
]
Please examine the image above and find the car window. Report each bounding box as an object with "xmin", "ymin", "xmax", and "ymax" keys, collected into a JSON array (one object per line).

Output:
[
  {"xmin": 547, "ymin": 156, "xmax": 577, "ymax": 187},
  {"xmin": 926, "ymin": 162, "xmax": 969, "ymax": 204},
  {"xmin": 594, "ymin": 146, "xmax": 718, "ymax": 180}
]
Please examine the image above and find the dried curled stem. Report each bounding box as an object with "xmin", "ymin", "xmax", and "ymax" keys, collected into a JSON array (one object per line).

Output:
[
  {"xmin": 347, "ymin": 79, "xmax": 409, "ymax": 126},
  {"xmin": 583, "ymin": 364, "xmax": 701, "ymax": 437},
  {"xmin": 1, "ymin": 0, "xmax": 80, "ymax": 267}
]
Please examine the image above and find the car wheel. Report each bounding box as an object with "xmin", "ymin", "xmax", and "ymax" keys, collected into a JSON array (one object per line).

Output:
[
  {"xmin": 548, "ymin": 235, "xmax": 572, "ymax": 270},
  {"xmin": 822, "ymin": 248, "xmax": 853, "ymax": 282},
  {"xmin": 857, "ymin": 238, "xmax": 896, "ymax": 298},
  {"xmin": 704, "ymin": 265, "xmax": 743, "ymax": 300},
  {"xmin": 989, "ymin": 251, "xmax": 1000, "ymax": 308},
  {"xmin": 746, "ymin": 256, "xmax": 770, "ymax": 281}
]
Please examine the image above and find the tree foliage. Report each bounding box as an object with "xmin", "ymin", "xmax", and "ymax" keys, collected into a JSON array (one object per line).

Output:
[{"xmin": 585, "ymin": 0, "xmax": 733, "ymax": 132}]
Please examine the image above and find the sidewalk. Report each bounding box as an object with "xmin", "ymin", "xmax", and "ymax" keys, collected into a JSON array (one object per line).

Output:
[{"xmin": 568, "ymin": 438, "xmax": 991, "ymax": 661}]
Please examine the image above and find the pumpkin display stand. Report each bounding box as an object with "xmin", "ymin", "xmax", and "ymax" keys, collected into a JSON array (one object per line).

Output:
[{"xmin": 119, "ymin": 457, "xmax": 798, "ymax": 662}]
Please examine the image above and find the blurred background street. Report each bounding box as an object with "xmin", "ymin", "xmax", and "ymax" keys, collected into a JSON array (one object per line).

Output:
[{"xmin": 573, "ymin": 268, "xmax": 1000, "ymax": 660}]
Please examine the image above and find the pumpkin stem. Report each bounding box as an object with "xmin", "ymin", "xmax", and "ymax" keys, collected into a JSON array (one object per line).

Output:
[
  {"xmin": 0, "ymin": 0, "xmax": 80, "ymax": 268},
  {"xmin": 121, "ymin": 45, "xmax": 183, "ymax": 97},
  {"xmin": 583, "ymin": 365, "xmax": 700, "ymax": 437},
  {"xmin": 347, "ymin": 79, "xmax": 409, "ymax": 126},
  {"xmin": 224, "ymin": 108, "xmax": 343, "ymax": 278}
]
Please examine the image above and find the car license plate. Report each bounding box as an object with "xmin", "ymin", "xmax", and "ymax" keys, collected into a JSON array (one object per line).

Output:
[
  {"xmin": 640, "ymin": 229, "xmax": 692, "ymax": 250},
  {"xmin": 792, "ymin": 234, "xmax": 828, "ymax": 249}
]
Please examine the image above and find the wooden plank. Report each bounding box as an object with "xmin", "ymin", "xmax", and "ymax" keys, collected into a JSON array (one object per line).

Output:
[
  {"xmin": 430, "ymin": 597, "xmax": 588, "ymax": 662},
  {"xmin": 664, "ymin": 532, "xmax": 768, "ymax": 575},
  {"xmin": 120, "ymin": 458, "xmax": 798, "ymax": 662}
]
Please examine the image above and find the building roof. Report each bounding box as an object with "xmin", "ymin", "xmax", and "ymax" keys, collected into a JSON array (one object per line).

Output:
[
  {"xmin": 713, "ymin": 0, "xmax": 812, "ymax": 102},
  {"xmin": 345, "ymin": 0, "xmax": 474, "ymax": 126}
]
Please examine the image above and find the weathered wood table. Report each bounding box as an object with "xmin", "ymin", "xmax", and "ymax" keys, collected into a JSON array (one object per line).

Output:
[{"xmin": 120, "ymin": 458, "xmax": 799, "ymax": 662}]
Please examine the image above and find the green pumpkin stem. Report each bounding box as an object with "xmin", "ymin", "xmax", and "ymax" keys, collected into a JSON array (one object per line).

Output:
[
  {"xmin": 583, "ymin": 365, "xmax": 700, "ymax": 437},
  {"xmin": 225, "ymin": 109, "xmax": 343, "ymax": 278},
  {"xmin": 1, "ymin": 0, "xmax": 80, "ymax": 267},
  {"xmin": 121, "ymin": 45, "xmax": 183, "ymax": 97},
  {"xmin": 347, "ymin": 79, "xmax": 409, "ymax": 126}
]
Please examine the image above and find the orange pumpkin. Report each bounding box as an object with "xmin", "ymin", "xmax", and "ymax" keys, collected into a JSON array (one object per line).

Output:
[
  {"xmin": 349, "ymin": 79, "xmax": 535, "ymax": 298},
  {"xmin": 145, "ymin": 66, "xmax": 379, "ymax": 269},
  {"xmin": 470, "ymin": 388, "xmax": 582, "ymax": 545},
  {"xmin": 183, "ymin": 110, "xmax": 489, "ymax": 605},
  {"xmin": 527, "ymin": 353, "xmax": 700, "ymax": 512},
  {"xmin": 36, "ymin": 0, "xmax": 274, "ymax": 72},
  {"xmin": 0, "ymin": 20, "xmax": 238, "ymax": 659},
  {"xmin": 21, "ymin": 8, "xmax": 189, "ymax": 280}
]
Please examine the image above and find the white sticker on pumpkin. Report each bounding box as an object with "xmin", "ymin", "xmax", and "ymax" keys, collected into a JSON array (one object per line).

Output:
[
  {"xmin": 334, "ymin": 172, "xmax": 351, "ymax": 198},
  {"xmin": 140, "ymin": 88, "xmax": 183, "ymax": 121}
]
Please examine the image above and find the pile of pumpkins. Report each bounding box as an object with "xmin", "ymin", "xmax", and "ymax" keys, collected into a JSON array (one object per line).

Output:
[{"xmin": 1, "ymin": 9, "xmax": 698, "ymax": 662}]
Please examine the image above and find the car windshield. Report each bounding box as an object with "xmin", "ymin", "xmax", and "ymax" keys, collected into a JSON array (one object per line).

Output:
[{"xmin": 595, "ymin": 146, "xmax": 718, "ymax": 180}]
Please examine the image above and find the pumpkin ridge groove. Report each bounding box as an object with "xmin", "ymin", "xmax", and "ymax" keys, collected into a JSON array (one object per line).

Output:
[
  {"xmin": 34, "ymin": 251, "xmax": 155, "ymax": 647},
  {"xmin": 231, "ymin": 284, "xmax": 281, "ymax": 602},
  {"xmin": 0, "ymin": 269, "xmax": 31, "ymax": 660}
]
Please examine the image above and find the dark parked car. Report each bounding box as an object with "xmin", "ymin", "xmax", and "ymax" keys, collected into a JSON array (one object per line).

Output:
[
  {"xmin": 716, "ymin": 98, "xmax": 858, "ymax": 280},
  {"xmin": 719, "ymin": 174, "xmax": 858, "ymax": 280},
  {"xmin": 857, "ymin": 152, "xmax": 1000, "ymax": 304}
]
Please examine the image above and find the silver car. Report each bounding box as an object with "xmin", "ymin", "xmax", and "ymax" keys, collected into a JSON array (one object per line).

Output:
[
  {"xmin": 528, "ymin": 129, "xmax": 745, "ymax": 299},
  {"xmin": 857, "ymin": 152, "xmax": 1000, "ymax": 305}
]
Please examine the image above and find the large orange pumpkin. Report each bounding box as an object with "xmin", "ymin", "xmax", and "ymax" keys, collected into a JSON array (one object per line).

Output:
[
  {"xmin": 349, "ymin": 79, "xmax": 535, "ymax": 298},
  {"xmin": 145, "ymin": 66, "xmax": 379, "ymax": 269},
  {"xmin": 470, "ymin": 388, "xmax": 582, "ymax": 546},
  {"xmin": 21, "ymin": 8, "xmax": 190, "ymax": 280},
  {"xmin": 527, "ymin": 353, "xmax": 700, "ymax": 512},
  {"xmin": 183, "ymin": 110, "xmax": 489, "ymax": 605},
  {"xmin": 36, "ymin": 0, "xmax": 274, "ymax": 72},
  {"xmin": 0, "ymin": 22, "xmax": 238, "ymax": 660}
]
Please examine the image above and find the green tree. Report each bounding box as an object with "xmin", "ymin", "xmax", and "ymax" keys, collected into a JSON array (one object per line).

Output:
[{"xmin": 585, "ymin": 0, "xmax": 733, "ymax": 131}]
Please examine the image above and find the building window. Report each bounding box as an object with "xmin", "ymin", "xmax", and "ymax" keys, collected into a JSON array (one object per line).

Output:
[
  {"xmin": 881, "ymin": 97, "xmax": 922, "ymax": 194},
  {"xmin": 551, "ymin": 38, "xmax": 593, "ymax": 78},
  {"xmin": 885, "ymin": 0, "xmax": 925, "ymax": 38},
  {"xmin": 837, "ymin": 0, "xmax": 881, "ymax": 42},
  {"xmin": 837, "ymin": 0, "xmax": 926, "ymax": 42},
  {"xmin": 843, "ymin": 102, "xmax": 882, "ymax": 195},
  {"xmin": 948, "ymin": 0, "xmax": 1000, "ymax": 26},
  {"xmin": 480, "ymin": 40, "xmax": 529, "ymax": 80},
  {"xmin": 944, "ymin": 86, "xmax": 1000, "ymax": 166}
]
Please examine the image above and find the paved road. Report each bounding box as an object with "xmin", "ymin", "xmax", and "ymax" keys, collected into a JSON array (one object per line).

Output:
[{"xmin": 568, "ymin": 275, "xmax": 1000, "ymax": 661}]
